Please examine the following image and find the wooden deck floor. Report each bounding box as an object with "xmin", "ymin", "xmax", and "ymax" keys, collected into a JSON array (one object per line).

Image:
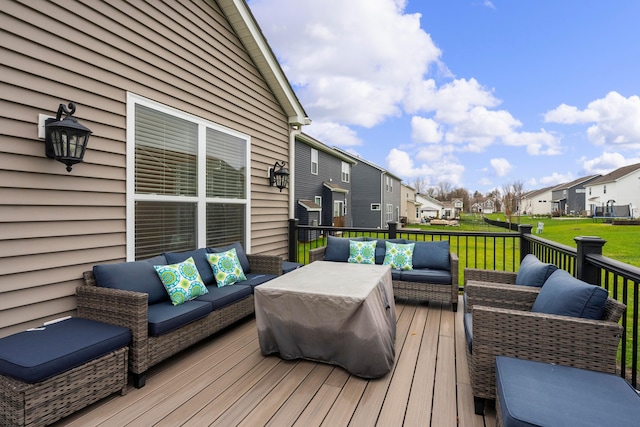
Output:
[{"xmin": 53, "ymin": 296, "xmax": 495, "ymax": 426}]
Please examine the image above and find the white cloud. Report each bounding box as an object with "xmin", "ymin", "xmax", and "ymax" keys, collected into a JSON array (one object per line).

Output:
[
  {"xmin": 490, "ymin": 158, "xmax": 512, "ymax": 177},
  {"xmin": 305, "ymin": 121, "xmax": 363, "ymax": 147},
  {"xmin": 538, "ymin": 172, "xmax": 575, "ymax": 186},
  {"xmin": 248, "ymin": 0, "xmax": 441, "ymax": 128},
  {"xmin": 411, "ymin": 116, "xmax": 442, "ymax": 143},
  {"xmin": 580, "ymin": 152, "xmax": 640, "ymax": 175},
  {"xmin": 545, "ymin": 92, "xmax": 640, "ymax": 148},
  {"xmin": 502, "ymin": 129, "xmax": 562, "ymax": 155},
  {"xmin": 386, "ymin": 148, "xmax": 464, "ymax": 185},
  {"xmin": 483, "ymin": 1, "xmax": 496, "ymax": 9}
]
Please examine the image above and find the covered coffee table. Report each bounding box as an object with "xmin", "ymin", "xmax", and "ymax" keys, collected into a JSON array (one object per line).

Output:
[{"xmin": 254, "ymin": 261, "xmax": 396, "ymax": 378}]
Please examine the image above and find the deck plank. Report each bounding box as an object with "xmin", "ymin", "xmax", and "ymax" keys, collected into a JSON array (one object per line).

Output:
[{"xmin": 51, "ymin": 296, "xmax": 492, "ymax": 427}]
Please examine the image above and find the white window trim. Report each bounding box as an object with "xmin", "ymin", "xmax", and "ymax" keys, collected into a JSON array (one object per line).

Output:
[
  {"xmin": 311, "ymin": 148, "xmax": 318, "ymax": 175},
  {"xmin": 371, "ymin": 203, "xmax": 381, "ymax": 211},
  {"xmin": 126, "ymin": 92, "xmax": 251, "ymax": 261},
  {"xmin": 341, "ymin": 161, "xmax": 350, "ymax": 183}
]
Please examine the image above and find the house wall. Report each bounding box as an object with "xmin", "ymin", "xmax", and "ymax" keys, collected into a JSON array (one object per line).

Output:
[
  {"xmin": 381, "ymin": 175, "xmax": 402, "ymax": 226},
  {"xmin": 351, "ymin": 162, "xmax": 383, "ymax": 228},
  {"xmin": 0, "ymin": 0, "xmax": 292, "ymax": 337}
]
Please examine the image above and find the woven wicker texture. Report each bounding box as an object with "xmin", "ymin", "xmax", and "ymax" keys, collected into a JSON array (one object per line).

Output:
[
  {"xmin": 0, "ymin": 347, "xmax": 128, "ymax": 427},
  {"xmin": 78, "ymin": 253, "xmax": 281, "ymax": 377},
  {"xmin": 309, "ymin": 246, "xmax": 459, "ymax": 311},
  {"xmin": 465, "ymin": 281, "xmax": 626, "ymax": 402}
]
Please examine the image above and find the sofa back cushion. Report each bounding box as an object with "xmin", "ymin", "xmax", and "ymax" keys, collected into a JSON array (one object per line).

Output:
[
  {"xmin": 324, "ymin": 236, "xmax": 363, "ymax": 262},
  {"xmin": 93, "ymin": 255, "xmax": 169, "ymax": 304},
  {"xmin": 516, "ymin": 254, "xmax": 558, "ymax": 287},
  {"xmin": 165, "ymin": 248, "xmax": 214, "ymax": 286},
  {"xmin": 207, "ymin": 242, "xmax": 250, "ymax": 273},
  {"xmin": 531, "ymin": 269, "xmax": 608, "ymax": 319},
  {"xmin": 411, "ymin": 240, "xmax": 450, "ymax": 271}
]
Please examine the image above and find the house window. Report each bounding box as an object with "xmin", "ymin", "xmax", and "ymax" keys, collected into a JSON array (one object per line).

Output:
[
  {"xmin": 385, "ymin": 176, "xmax": 393, "ymax": 192},
  {"xmin": 311, "ymin": 148, "xmax": 318, "ymax": 175},
  {"xmin": 127, "ymin": 93, "xmax": 249, "ymax": 260},
  {"xmin": 386, "ymin": 204, "xmax": 393, "ymax": 221},
  {"xmin": 604, "ymin": 185, "xmax": 607, "ymax": 194},
  {"xmin": 341, "ymin": 161, "xmax": 350, "ymax": 182},
  {"xmin": 314, "ymin": 196, "xmax": 322, "ymax": 224},
  {"xmin": 334, "ymin": 201, "xmax": 344, "ymax": 217},
  {"xmin": 371, "ymin": 203, "xmax": 381, "ymax": 211}
]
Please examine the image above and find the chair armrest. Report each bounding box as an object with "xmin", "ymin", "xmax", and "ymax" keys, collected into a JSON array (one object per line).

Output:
[
  {"xmin": 450, "ymin": 252, "xmax": 459, "ymax": 288},
  {"xmin": 78, "ymin": 271, "xmax": 150, "ymax": 373},
  {"xmin": 308, "ymin": 246, "xmax": 326, "ymax": 263},
  {"xmin": 465, "ymin": 281, "xmax": 539, "ymax": 312},
  {"xmin": 464, "ymin": 268, "xmax": 517, "ymax": 286},
  {"xmin": 247, "ymin": 254, "xmax": 282, "ymax": 276},
  {"xmin": 473, "ymin": 305, "xmax": 623, "ymax": 374}
]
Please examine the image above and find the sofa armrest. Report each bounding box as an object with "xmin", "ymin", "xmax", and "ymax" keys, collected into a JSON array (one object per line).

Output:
[
  {"xmin": 450, "ymin": 252, "xmax": 459, "ymax": 288},
  {"xmin": 472, "ymin": 304, "xmax": 623, "ymax": 399},
  {"xmin": 309, "ymin": 246, "xmax": 326, "ymax": 263},
  {"xmin": 78, "ymin": 271, "xmax": 150, "ymax": 374},
  {"xmin": 464, "ymin": 268, "xmax": 517, "ymax": 286},
  {"xmin": 465, "ymin": 281, "xmax": 539, "ymax": 312},
  {"xmin": 247, "ymin": 254, "xmax": 282, "ymax": 276}
]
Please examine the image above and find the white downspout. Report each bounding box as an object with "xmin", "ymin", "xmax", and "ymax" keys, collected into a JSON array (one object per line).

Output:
[{"xmin": 289, "ymin": 125, "xmax": 302, "ymax": 219}]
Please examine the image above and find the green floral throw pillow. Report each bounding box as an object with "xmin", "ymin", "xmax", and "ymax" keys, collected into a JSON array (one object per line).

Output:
[
  {"xmin": 348, "ymin": 240, "xmax": 377, "ymax": 264},
  {"xmin": 383, "ymin": 241, "xmax": 415, "ymax": 270},
  {"xmin": 206, "ymin": 248, "xmax": 247, "ymax": 287},
  {"xmin": 154, "ymin": 257, "xmax": 208, "ymax": 306}
]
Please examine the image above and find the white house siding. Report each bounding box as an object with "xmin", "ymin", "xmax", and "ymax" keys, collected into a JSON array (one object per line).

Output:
[
  {"xmin": 587, "ymin": 169, "xmax": 640, "ymax": 218},
  {"xmin": 0, "ymin": 1, "xmax": 296, "ymax": 337}
]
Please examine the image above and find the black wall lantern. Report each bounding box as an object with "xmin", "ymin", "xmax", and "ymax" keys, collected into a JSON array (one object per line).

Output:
[
  {"xmin": 269, "ymin": 161, "xmax": 290, "ymax": 191},
  {"xmin": 45, "ymin": 102, "xmax": 92, "ymax": 172}
]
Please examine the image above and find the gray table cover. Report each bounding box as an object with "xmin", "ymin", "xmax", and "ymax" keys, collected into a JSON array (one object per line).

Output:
[{"xmin": 254, "ymin": 261, "xmax": 396, "ymax": 378}]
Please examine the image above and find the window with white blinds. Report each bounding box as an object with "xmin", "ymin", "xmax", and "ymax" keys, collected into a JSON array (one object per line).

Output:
[{"xmin": 129, "ymin": 95, "xmax": 249, "ymax": 260}]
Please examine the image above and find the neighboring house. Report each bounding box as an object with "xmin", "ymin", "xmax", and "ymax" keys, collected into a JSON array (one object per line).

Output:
[
  {"xmin": 334, "ymin": 148, "xmax": 402, "ymax": 228},
  {"xmin": 442, "ymin": 199, "xmax": 463, "ymax": 219},
  {"xmin": 471, "ymin": 198, "xmax": 495, "ymax": 214},
  {"xmin": 585, "ymin": 163, "xmax": 640, "ymax": 218},
  {"xmin": 551, "ymin": 175, "xmax": 600, "ymax": 216},
  {"xmin": 519, "ymin": 185, "xmax": 556, "ymax": 216},
  {"xmin": 294, "ymin": 133, "xmax": 355, "ymax": 238},
  {"xmin": 0, "ymin": 0, "xmax": 309, "ymax": 337},
  {"xmin": 401, "ymin": 184, "xmax": 421, "ymax": 225},
  {"xmin": 416, "ymin": 193, "xmax": 444, "ymax": 220}
]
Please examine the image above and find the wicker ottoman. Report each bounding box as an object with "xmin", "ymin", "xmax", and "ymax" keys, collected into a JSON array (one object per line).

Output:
[{"xmin": 0, "ymin": 317, "xmax": 131, "ymax": 427}]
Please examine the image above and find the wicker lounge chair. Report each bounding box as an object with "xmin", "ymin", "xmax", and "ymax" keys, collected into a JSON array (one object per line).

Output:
[{"xmin": 465, "ymin": 280, "xmax": 626, "ymax": 415}]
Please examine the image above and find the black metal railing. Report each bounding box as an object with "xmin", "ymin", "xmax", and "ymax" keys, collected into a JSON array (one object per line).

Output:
[{"xmin": 288, "ymin": 218, "xmax": 639, "ymax": 388}]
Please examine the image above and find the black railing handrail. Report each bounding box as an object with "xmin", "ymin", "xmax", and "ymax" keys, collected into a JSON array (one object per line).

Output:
[{"xmin": 587, "ymin": 253, "xmax": 640, "ymax": 282}]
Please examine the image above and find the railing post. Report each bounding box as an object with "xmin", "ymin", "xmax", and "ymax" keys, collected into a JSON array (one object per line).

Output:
[
  {"xmin": 387, "ymin": 221, "xmax": 397, "ymax": 239},
  {"xmin": 574, "ymin": 236, "xmax": 606, "ymax": 284},
  {"xmin": 288, "ymin": 218, "xmax": 298, "ymax": 262},
  {"xmin": 518, "ymin": 224, "xmax": 533, "ymax": 261}
]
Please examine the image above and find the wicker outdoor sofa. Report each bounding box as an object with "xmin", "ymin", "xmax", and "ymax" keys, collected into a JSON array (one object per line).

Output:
[
  {"xmin": 78, "ymin": 244, "xmax": 282, "ymax": 388},
  {"xmin": 309, "ymin": 236, "xmax": 459, "ymax": 311},
  {"xmin": 464, "ymin": 266, "xmax": 626, "ymax": 415}
]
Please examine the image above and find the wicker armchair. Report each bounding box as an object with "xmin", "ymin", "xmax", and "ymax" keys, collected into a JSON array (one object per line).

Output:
[{"xmin": 465, "ymin": 280, "xmax": 626, "ymax": 415}]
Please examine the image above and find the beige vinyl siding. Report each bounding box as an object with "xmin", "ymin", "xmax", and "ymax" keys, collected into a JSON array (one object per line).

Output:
[{"xmin": 0, "ymin": 0, "xmax": 293, "ymax": 337}]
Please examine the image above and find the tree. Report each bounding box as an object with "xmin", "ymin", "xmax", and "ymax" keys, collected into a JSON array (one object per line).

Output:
[
  {"xmin": 435, "ymin": 181, "xmax": 453, "ymax": 200},
  {"xmin": 411, "ymin": 177, "xmax": 430, "ymax": 195}
]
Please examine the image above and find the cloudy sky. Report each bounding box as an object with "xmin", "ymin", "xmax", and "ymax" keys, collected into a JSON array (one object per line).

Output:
[{"xmin": 247, "ymin": 0, "xmax": 640, "ymax": 193}]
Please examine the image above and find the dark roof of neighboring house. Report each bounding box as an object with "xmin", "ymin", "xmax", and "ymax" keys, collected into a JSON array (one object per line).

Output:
[
  {"xmin": 332, "ymin": 147, "xmax": 403, "ymax": 181},
  {"xmin": 298, "ymin": 200, "xmax": 322, "ymax": 211},
  {"xmin": 323, "ymin": 181, "xmax": 349, "ymax": 193},
  {"xmin": 296, "ymin": 133, "xmax": 356, "ymax": 164},
  {"xmin": 587, "ymin": 163, "xmax": 640, "ymax": 185},
  {"xmin": 553, "ymin": 174, "xmax": 600, "ymax": 190},
  {"xmin": 523, "ymin": 185, "xmax": 557, "ymax": 199}
]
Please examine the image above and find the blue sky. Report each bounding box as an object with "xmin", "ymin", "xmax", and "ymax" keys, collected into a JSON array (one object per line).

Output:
[{"xmin": 248, "ymin": 0, "xmax": 640, "ymax": 194}]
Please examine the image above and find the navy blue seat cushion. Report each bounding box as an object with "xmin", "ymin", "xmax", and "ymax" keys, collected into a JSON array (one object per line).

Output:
[
  {"xmin": 463, "ymin": 312, "xmax": 473, "ymax": 353},
  {"xmin": 0, "ymin": 318, "xmax": 131, "ymax": 383},
  {"xmin": 390, "ymin": 269, "xmax": 402, "ymax": 281},
  {"xmin": 324, "ymin": 236, "xmax": 363, "ymax": 262},
  {"xmin": 531, "ymin": 269, "xmax": 608, "ymax": 319},
  {"xmin": 195, "ymin": 284, "xmax": 252, "ymax": 310},
  {"xmin": 411, "ymin": 240, "xmax": 450, "ymax": 271},
  {"xmin": 400, "ymin": 269, "xmax": 451, "ymax": 285},
  {"xmin": 207, "ymin": 242, "xmax": 250, "ymax": 273},
  {"xmin": 93, "ymin": 255, "xmax": 169, "ymax": 304},
  {"xmin": 365, "ymin": 238, "xmax": 406, "ymax": 265},
  {"xmin": 147, "ymin": 300, "xmax": 212, "ymax": 336},
  {"xmin": 242, "ymin": 273, "xmax": 278, "ymax": 290},
  {"xmin": 282, "ymin": 261, "xmax": 303, "ymax": 274},
  {"xmin": 164, "ymin": 248, "xmax": 215, "ymax": 287},
  {"xmin": 515, "ymin": 254, "xmax": 558, "ymax": 287},
  {"xmin": 496, "ymin": 356, "xmax": 640, "ymax": 427}
]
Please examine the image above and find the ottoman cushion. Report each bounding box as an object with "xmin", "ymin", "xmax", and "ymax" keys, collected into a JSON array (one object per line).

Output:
[
  {"xmin": 0, "ymin": 317, "xmax": 131, "ymax": 384},
  {"xmin": 496, "ymin": 356, "xmax": 640, "ymax": 427}
]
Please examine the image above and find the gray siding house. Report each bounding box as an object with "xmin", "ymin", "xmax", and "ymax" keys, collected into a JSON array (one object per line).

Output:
[
  {"xmin": 0, "ymin": 0, "xmax": 308, "ymax": 338},
  {"xmin": 333, "ymin": 148, "xmax": 402, "ymax": 228},
  {"xmin": 294, "ymin": 134, "xmax": 355, "ymax": 239},
  {"xmin": 551, "ymin": 175, "xmax": 600, "ymax": 216}
]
